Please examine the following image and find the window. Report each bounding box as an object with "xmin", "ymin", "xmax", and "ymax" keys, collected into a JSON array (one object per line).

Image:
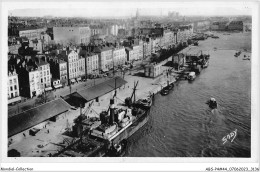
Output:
[
  {"xmin": 9, "ymin": 79, "xmax": 12, "ymax": 84},
  {"xmin": 47, "ymin": 71, "xmax": 49, "ymax": 75},
  {"xmin": 11, "ymin": 93, "xmax": 13, "ymax": 98},
  {"xmin": 13, "ymin": 78, "xmax": 17, "ymax": 84},
  {"xmin": 44, "ymin": 71, "xmax": 46, "ymax": 76},
  {"xmin": 14, "ymin": 85, "xmax": 17, "ymax": 90},
  {"xmin": 15, "ymin": 92, "xmax": 18, "ymax": 97}
]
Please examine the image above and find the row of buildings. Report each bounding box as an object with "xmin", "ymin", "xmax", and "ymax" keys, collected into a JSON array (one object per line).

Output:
[
  {"xmin": 210, "ymin": 20, "xmax": 244, "ymax": 31},
  {"xmin": 8, "ymin": 19, "xmax": 194, "ymax": 103}
]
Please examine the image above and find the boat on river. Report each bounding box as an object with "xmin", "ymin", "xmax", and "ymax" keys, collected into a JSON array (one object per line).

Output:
[
  {"xmin": 206, "ymin": 98, "xmax": 218, "ymax": 109},
  {"xmin": 161, "ymin": 87, "xmax": 170, "ymax": 96},
  {"xmin": 53, "ymin": 81, "xmax": 152, "ymax": 157},
  {"xmin": 187, "ymin": 72, "xmax": 196, "ymax": 81},
  {"xmin": 202, "ymin": 60, "xmax": 209, "ymax": 68}
]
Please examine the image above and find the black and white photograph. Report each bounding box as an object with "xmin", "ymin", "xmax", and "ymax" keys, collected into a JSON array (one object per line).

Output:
[{"xmin": 1, "ymin": 0, "xmax": 259, "ymax": 171}]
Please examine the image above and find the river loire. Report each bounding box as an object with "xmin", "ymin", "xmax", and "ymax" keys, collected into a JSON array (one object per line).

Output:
[{"xmin": 127, "ymin": 32, "xmax": 251, "ymax": 157}]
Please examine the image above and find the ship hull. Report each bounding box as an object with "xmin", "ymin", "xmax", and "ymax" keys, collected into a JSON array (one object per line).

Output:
[{"xmin": 110, "ymin": 109, "xmax": 150, "ymax": 145}]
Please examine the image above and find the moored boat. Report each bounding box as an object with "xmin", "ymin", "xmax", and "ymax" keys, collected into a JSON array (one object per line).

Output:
[
  {"xmin": 202, "ymin": 60, "xmax": 209, "ymax": 68},
  {"xmin": 59, "ymin": 80, "xmax": 152, "ymax": 157},
  {"xmin": 187, "ymin": 72, "xmax": 196, "ymax": 81},
  {"xmin": 161, "ymin": 87, "xmax": 170, "ymax": 96}
]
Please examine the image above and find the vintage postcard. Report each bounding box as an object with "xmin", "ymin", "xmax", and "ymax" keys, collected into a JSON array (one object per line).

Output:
[{"xmin": 1, "ymin": 0, "xmax": 259, "ymax": 171}]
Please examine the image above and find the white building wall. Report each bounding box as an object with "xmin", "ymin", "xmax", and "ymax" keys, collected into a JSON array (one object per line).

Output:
[
  {"xmin": 29, "ymin": 70, "xmax": 41, "ymax": 98},
  {"xmin": 8, "ymin": 71, "xmax": 20, "ymax": 100}
]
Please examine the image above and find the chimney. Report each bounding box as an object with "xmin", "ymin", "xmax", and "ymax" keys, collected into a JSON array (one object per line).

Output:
[{"xmin": 109, "ymin": 99, "xmax": 115, "ymax": 125}]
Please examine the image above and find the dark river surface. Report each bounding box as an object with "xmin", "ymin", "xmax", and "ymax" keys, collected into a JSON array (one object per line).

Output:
[{"xmin": 126, "ymin": 41, "xmax": 251, "ymax": 157}]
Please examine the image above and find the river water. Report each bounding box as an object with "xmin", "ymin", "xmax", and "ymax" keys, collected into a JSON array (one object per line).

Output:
[{"xmin": 126, "ymin": 34, "xmax": 251, "ymax": 157}]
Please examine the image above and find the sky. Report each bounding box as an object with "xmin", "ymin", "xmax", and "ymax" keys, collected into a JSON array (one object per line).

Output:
[{"xmin": 7, "ymin": 1, "xmax": 252, "ymax": 18}]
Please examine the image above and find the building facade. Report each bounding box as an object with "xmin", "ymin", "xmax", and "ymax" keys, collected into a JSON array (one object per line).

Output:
[
  {"xmin": 53, "ymin": 27, "xmax": 91, "ymax": 45},
  {"xmin": 28, "ymin": 67, "xmax": 41, "ymax": 98},
  {"xmin": 36, "ymin": 59, "xmax": 52, "ymax": 92},
  {"xmin": 94, "ymin": 46, "xmax": 113, "ymax": 72},
  {"xmin": 19, "ymin": 28, "xmax": 47, "ymax": 40},
  {"xmin": 60, "ymin": 50, "xmax": 85, "ymax": 84},
  {"xmin": 59, "ymin": 60, "xmax": 68, "ymax": 86},
  {"xmin": 113, "ymin": 46, "xmax": 127, "ymax": 66},
  {"xmin": 144, "ymin": 62, "xmax": 163, "ymax": 78},
  {"xmin": 77, "ymin": 57, "xmax": 86, "ymax": 81},
  {"xmin": 85, "ymin": 53, "xmax": 99, "ymax": 75},
  {"xmin": 177, "ymin": 25, "xmax": 193, "ymax": 44},
  {"xmin": 8, "ymin": 69, "xmax": 21, "ymax": 104},
  {"xmin": 228, "ymin": 21, "xmax": 243, "ymax": 31},
  {"xmin": 8, "ymin": 43, "xmax": 21, "ymax": 54},
  {"xmin": 29, "ymin": 39, "xmax": 43, "ymax": 53},
  {"xmin": 125, "ymin": 47, "xmax": 134, "ymax": 62},
  {"xmin": 49, "ymin": 57, "xmax": 68, "ymax": 87}
]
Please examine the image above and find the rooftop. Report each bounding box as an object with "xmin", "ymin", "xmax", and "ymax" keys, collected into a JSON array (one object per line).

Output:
[
  {"xmin": 36, "ymin": 59, "xmax": 49, "ymax": 66},
  {"xmin": 125, "ymin": 47, "xmax": 133, "ymax": 51},
  {"xmin": 93, "ymin": 46, "xmax": 112, "ymax": 53},
  {"xmin": 78, "ymin": 76, "xmax": 127, "ymax": 101},
  {"xmin": 63, "ymin": 77, "xmax": 127, "ymax": 107},
  {"xmin": 8, "ymin": 98, "xmax": 72, "ymax": 137}
]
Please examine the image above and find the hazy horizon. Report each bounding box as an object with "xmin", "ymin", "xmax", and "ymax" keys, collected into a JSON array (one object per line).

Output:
[{"xmin": 7, "ymin": 2, "xmax": 252, "ymax": 18}]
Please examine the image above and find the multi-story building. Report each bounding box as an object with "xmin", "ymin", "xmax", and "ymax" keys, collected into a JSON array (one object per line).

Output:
[
  {"xmin": 19, "ymin": 28, "xmax": 47, "ymax": 40},
  {"xmin": 28, "ymin": 66, "xmax": 41, "ymax": 98},
  {"xmin": 8, "ymin": 43, "xmax": 21, "ymax": 54},
  {"xmin": 177, "ymin": 25, "xmax": 193, "ymax": 44},
  {"xmin": 113, "ymin": 46, "xmax": 127, "ymax": 66},
  {"xmin": 110, "ymin": 25, "xmax": 119, "ymax": 36},
  {"xmin": 77, "ymin": 56, "xmax": 86, "ymax": 81},
  {"xmin": 86, "ymin": 53, "xmax": 99, "ymax": 75},
  {"xmin": 59, "ymin": 49, "xmax": 85, "ymax": 84},
  {"xmin": 35, "ymin": 57, "xmax": 52, "ymax": 92},
  {"xmin": 8, "ymin": 69, "xmax": 21, "ymax": 104},
  {"xmin": 143, "ymin": 38, "xmax": 152, "ymax": 58},
  {"xmin": 29, "ymin": 39, "xmax": 43, "ymax": 53},
  {"xmin": 90, "ymin": 26, "xmax": 102, "ymax": 36},
  {"xmin": 151, "ymin": 37, "xmax": 160, "ymax": 53},
  {"xmin": 15, "ymin": 56, "xmax": 49, "ymax": 98},
  {"xmin": 125, "ymin": 47, "xmax": 134, "ymax": 62},
  {"xmin": 228, "ymin": 21, "xmax": 243, "ymax": 31},
  {"xmin": 138, "ymin": 40, "xmax": 144, "ymax": 60},
  {"xmin": 53, "ymin": 27, "xmax": 91, "ymax": 45},
  {"xmin": 48, "ymin": 57, "xmax": 68, "ymax": 87},
  {"xmin": 211, "ymin": 21, "xmax": 228, "ymax": 31},
  {"xmin": 93, "ymin": 46, "xmax": 113, "ymax": 72},
  {"xmin": 163, "ymin": 30, "xmax": 174, "ymax": 48},
  {"xmin": 132, "ymin": 44, "xmax": 141, "ymax": 61}
]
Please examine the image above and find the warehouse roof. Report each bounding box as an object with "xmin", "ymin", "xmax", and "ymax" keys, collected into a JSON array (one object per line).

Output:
[
  {"xmin": 78, "ymin": 76, "xmax": 127, "ymax": 101},
  {"xmin": 63, "ymin": 77, "xmax": 127, "ymax": 107},
  {"xmin": 8, "ymin": 98, "xmax": 72, "ymax": 137}
]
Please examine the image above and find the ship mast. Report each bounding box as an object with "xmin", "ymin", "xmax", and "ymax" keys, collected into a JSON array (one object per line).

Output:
[{"xmin": 130, "ymin": 80, "xmax": 139, "ymax": 103}]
